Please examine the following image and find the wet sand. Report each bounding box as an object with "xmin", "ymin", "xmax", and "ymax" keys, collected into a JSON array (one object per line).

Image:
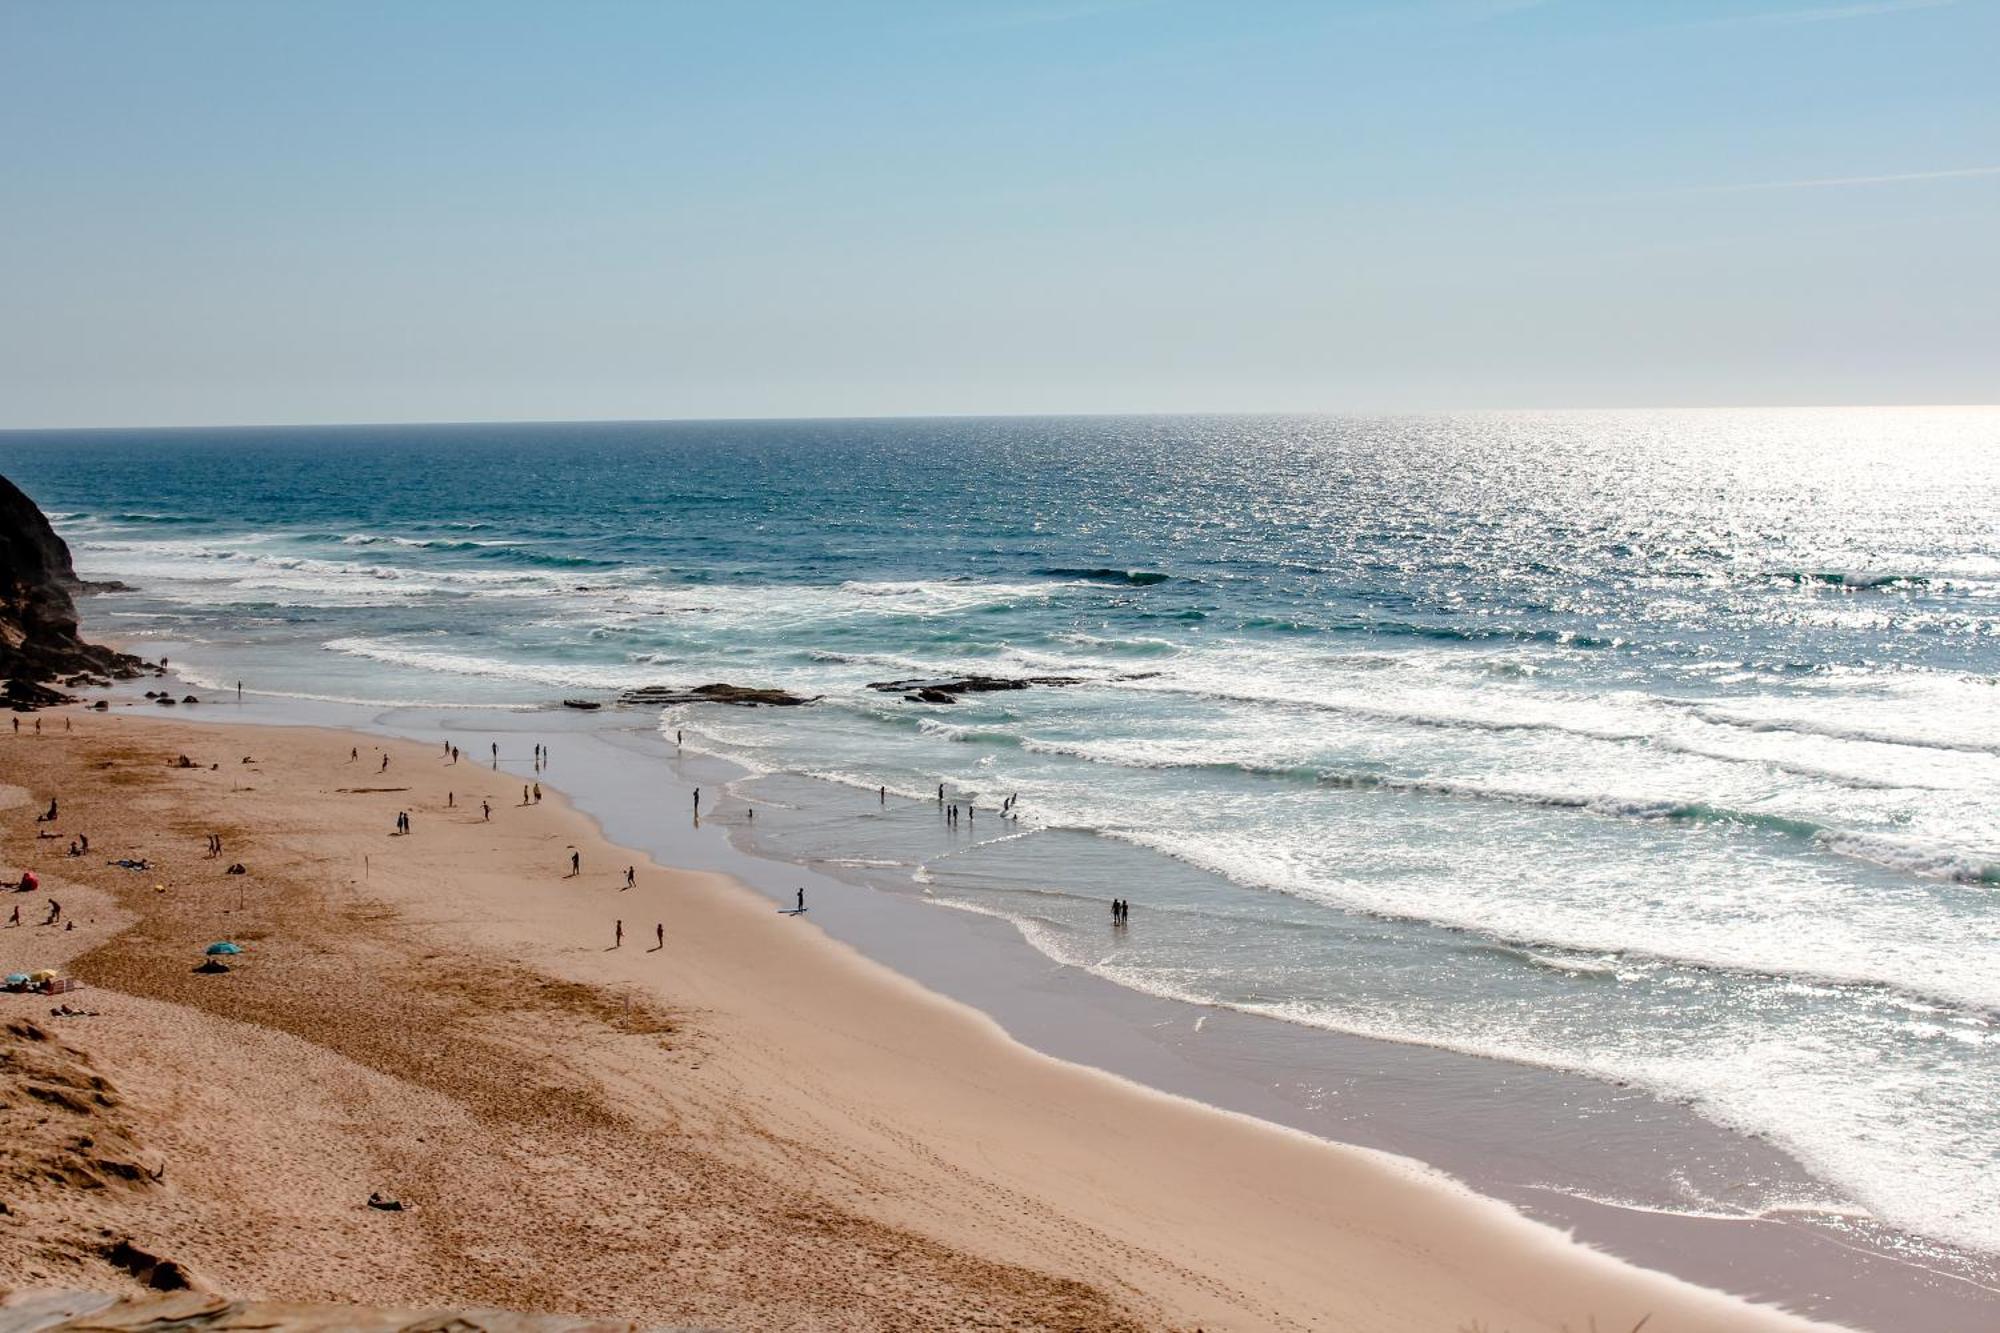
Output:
[{"xmin": 0, "ymin": 708, "xmax": 1851, "ymax": 1330}]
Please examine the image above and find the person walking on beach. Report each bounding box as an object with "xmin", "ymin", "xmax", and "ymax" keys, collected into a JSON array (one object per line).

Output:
[
  {"xmin": 569, "ymin": 849, "xmax": 580, "ymax": 877},
  {"xmin": 380, "ymin": 754, "xmax": 389, "ymax": 773},
  {"xmin": 624, "ymin": 866, "xmax": 635, "ymax": 890},
  {"xmin": 482, "ymin": 799, "xmax": 491, "ymax": 821},
  {"xmin": 614, "ymin": 919, "xmax": 623, "ymax": 948},
  {"xmin": 447, "ymin": 791, "xmax": 454, "ymax": 808},
  {"xmin": 533, "ymin": 782, "xmax": 542, "ymax": 804},
  {"xmin": 522, "ymin": 785, "xmax": 530, "ymax": 806},
  {"xmin": 491, "ymin": 741, "xmax": 499, "ymax": 770},
  {"xmin": 692, "ymin": 788, "xmax": 700, "ymax": 816}
]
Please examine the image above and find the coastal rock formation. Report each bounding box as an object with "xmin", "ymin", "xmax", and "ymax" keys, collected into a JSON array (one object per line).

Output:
[
  {"xmin": 617, "ymin": 683, "xmax": 818, "ymax": 708},
  {"xmin": 867, "ymin": 674, "xmax": 1085, "ymax": 705},
  {"xmin": 0, "ymin": 474, "xmax": 149, "ymax": 708}
]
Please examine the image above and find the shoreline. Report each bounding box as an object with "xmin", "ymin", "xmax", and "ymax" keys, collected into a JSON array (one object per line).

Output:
[
  {"xmin": 0, "ymin": 703, "xmax": 1863, "ymax": 1331},
  {"xmin": 25, "ymin": 675, "xmax": 1998, "ymax": 1330},
  {"xmin": 184, "ymin": 681, "xmax": 2000, "ymax": 1328}
]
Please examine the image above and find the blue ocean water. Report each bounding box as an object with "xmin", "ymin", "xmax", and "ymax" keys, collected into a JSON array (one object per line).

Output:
[{"xmin": 5, "ymin": 409, "xmax": 1998, "ymax": 1257}]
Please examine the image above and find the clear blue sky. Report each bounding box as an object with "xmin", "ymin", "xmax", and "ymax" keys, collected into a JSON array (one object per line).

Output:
[{"xmin": 3, "ymin": 0, "xmax": 1995, "ymax": 426}]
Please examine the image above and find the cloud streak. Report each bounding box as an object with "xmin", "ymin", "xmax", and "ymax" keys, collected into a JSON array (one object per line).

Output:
[
  {"xmin": 1685, "ymin": 0, "xmax": 1958, "ymax": 29},
  {"xmin": 1690, "ymin": 164, "xmax": 2000, "ymax": 193}
]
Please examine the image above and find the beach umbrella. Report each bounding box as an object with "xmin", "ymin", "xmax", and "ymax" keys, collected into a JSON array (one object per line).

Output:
[{"xmin": 204, "ymin": 941, "xmax": 242, "ymax": 956}]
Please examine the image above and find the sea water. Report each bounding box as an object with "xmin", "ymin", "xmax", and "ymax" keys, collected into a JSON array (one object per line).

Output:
[{"xmin": 4, "ymin": 410, "xmax": 1996, "ymax": 1259}]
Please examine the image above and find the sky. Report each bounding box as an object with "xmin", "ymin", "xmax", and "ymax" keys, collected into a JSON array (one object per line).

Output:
[{"xmin": 1, "ymin": 0, "xmax": 1996, "ymax": 427}]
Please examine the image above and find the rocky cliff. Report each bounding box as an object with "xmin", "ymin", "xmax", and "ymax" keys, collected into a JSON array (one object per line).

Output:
[{"xmin": 0, "ymin": 473, "xmax": 148, "ymax": 708}]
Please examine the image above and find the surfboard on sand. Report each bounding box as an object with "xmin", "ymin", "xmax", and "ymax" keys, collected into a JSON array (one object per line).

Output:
[{"xmin": 779, "ymin": 907, "xmax": 807, "ymax": 915}]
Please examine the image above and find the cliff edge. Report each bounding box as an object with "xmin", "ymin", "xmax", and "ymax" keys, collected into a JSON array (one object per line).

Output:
[{"xmin": 0, "ymin": 474, "xmax": 148, "ymax": 708}]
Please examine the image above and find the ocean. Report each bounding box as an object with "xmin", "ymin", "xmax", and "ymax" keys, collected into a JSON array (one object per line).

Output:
[{"xmin": 5, "ymin": 409, "xmax": 1997, "ymax": 1264}]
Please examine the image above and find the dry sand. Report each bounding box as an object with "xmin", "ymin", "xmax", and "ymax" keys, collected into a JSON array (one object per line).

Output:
[{"xmin": 0, "ymin": 711, "xmax": 1838, "ymax": 1331}]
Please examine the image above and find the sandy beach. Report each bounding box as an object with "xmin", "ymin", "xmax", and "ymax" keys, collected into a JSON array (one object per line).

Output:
[{"xmin": 0, "ymin": 709, "xmax": 1844, "ymax": 1330}]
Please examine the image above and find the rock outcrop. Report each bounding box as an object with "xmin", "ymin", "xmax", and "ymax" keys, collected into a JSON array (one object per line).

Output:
[
  {"xmin": 617, "ymin": 683, "xmax": 818, "ymax": 708},
  {"xmin": 867, "ymin": 675, "xmax": 1084, "ymax": 705},
  {"xmin": 0, "ymin": 474, "xmax": 149, "ymax": 708}
]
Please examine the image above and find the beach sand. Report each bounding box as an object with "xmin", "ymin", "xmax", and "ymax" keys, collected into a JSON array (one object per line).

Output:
[{"xmin": 0, "ymin": 711, "xmax": 1835, "ymax": 1331}]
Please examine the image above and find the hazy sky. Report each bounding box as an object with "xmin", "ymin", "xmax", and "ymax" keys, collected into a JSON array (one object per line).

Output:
[{"xmin": 3, "ymin": 0, "xmax": 1996, "ymax": 427}]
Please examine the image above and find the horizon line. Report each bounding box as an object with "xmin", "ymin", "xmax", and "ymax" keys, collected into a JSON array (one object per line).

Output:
[{"xmin": 5, "ymin": 402, "xmax": 1999, "ymax": 435}]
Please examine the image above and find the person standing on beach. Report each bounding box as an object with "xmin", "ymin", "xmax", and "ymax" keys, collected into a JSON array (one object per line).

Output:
[
  {"xmin": 533, "ymin": 782, "xmax": 542, "ymax": 804},
  {"xmin": 491, "ymin": 741, "xmax": 499, "ymax": 770},
  {"xmin": 655, "ymin": 922, "xmax": 664, "ymax": 949},
  {"xmin": 380, "ymin": 754, "xmax": 389, "ymax": 772},
  {"xmin": 693, "ymin": 788, "xmax": 700, "ymax": 816},
  {"xmin": 522, "ymin": 784, "xmax": 530, "ymax": 806},
  {"xmin": 614, "ymin": 919, "xmax": 623, "ymax": 948},
  {"xmin": 350, "ymin": 746, "xmax": 358, "ymax": 762},
  {"xmin": 880, "ymin": 785, "xmax": 886, "ymax": 805},
  {"xmin": 6, "ymin": 905, "xmax": 17, "ymax": 927},
  {"xmin": 937, "ymin": 783, "xmax": 944, "ymax": 804},
  {"xmin": 569, "ymin": 849, "xmax": 580, "ymax": 877},
  {"xmin": 482, "ymin": 799, "xmax": 491, "ymax": 821}
]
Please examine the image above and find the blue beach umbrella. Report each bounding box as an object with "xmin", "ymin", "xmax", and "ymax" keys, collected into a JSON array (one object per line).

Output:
[{"xmin": 204, "ymin": 941, "xmax": 242, "ymax": 956}]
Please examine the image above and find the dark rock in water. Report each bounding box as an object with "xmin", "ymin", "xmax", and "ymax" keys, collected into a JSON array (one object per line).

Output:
[
  {"xmin": 156, "ymin": 696, "xmax": 177, "ymax": 706},
  {"xmin": 870, "ymin": 674, "xmax": 1086, "ymax": 703},
  {"xmin": 617, "ymin": 682, "xmax": 819, "ymax": 708},
  {"xmin": 181, "ymin": 694, "xmax": 199, "ymax": 704},
  {"xmin": 560, "ymin": 698, "xmax": 602, "ymax": 710},
  {"xmin": 1, "ymin": 474, "xmax": 151, "ymax": 708}
]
